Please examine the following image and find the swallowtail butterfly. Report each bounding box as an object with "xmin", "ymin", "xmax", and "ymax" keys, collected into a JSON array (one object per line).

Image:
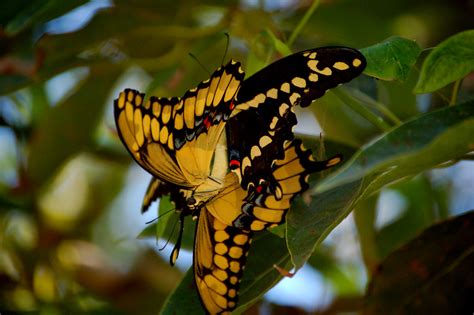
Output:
[{"xmin": 114, "ymin": 47, "xmax": 366, "ymax": 314}]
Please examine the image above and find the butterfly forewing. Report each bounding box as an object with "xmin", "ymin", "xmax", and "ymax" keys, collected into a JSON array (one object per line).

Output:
[
  {"xmin": 227, "ymin": 47, "xmax": 366, "ymax": 191},
  {"xmin": 174, "ymin": 60, "xmax": 244, "ymax": 149},
  {"xmin": 114, "ymin": 60, "xmax": 244, "ymax": 187}
]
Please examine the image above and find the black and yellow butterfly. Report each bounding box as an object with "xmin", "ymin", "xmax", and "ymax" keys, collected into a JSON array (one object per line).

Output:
[{"xmin": 114, "ymin": 47, "xmax": 366, "ymax": 314}]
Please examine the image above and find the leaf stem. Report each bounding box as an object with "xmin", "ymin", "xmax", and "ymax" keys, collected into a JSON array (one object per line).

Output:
[
  {"xmin": 369, "ymin": 99, "xmax": 402, "ymax": 125},
  {"xmin": 449, "ymin": 79, "xmax": 462, "ymax": 106},
  {"xmin": 351, "ymin": 87, "xmax": 402, "ymax": 125},
  {"xmin": 287, "ymin": 0, "xmax": 320, "ymax": 47},
  {"xmin": 333, "ymin": 88, "xmax": 392, "ymax": 132}
]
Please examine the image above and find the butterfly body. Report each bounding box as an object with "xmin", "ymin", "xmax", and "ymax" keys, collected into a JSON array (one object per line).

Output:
[{"xmin": 114, "ymin": 47, "xmax": 366, "ymax": 314}]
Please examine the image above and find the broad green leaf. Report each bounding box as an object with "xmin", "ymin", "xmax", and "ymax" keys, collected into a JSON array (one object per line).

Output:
[
  {"xmin": 160, "ymin": 268, "xmax": 205, "ymax": 315},
  {"xmin": 283, "ymin": 139, "xmax": 361, "ymax": 269},
  {"xmin": 156, "ymin": 196, "xmax": 175, "ymax": 241},
  {"xmin": 364, "ymin": 210, "xmax": 474, "ymax": 315},
  {"xmin": 160, "ymin": 231, "xmax": 291, "ymax": 314},
  {"xmin": 4, "ymin": 0, "xmax": 88, "ymax": 35},
  {"xmin": 316, "ymin": 101, "xmax": 474, "ymax": 193},
  {"xmin": 361, "ymin": 36, "xmax": 421, "ymax": 81},
  {"xmin": 136, "ymin": 196, "xmax": 174, "ymax": 239},
  {"xmin": 286, "ymin": 181, "xmax": 362, "ymax": 269},
  {"xmin": 137, "ymin": 205, "xmax": 196, "ymax": 252},
  {"xmin": 4, "ymin": 0, "xmax": 48, "ymax": 35},
  {"xmin": 137, "ymin": 222, "xmax": 156, "ymax": 239},
  {"xmin": 288, "ymin": 103, "xmax": 474, "ymax": 270},
  {"xmin": 235, "ymin": 232, "xmax": 291, "ymax": 313},
  {"xmin": 414, "ymin": 30, "xmax": 474, "ymax": 93}
]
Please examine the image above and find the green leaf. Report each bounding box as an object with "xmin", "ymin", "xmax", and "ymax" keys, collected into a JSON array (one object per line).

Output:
[
  {"xmin": 137, "ymin": 222, "xmax": 156, "ymax": 239},
  {"xmin": 283, "ymin": 138, "xmax": 363, "ymax": 269},
  {"xmin": 137, "ymin": 196, "xmax": 175, "ymax": 240},
  {"xmin": 264, "ymin": 28, "xmax": 292, "ymax": 57},
  {"xmin": 311, "ymin": 90, "xmax": 379, "ymax": 148},
  {"xmin": 364, "ymin": 210, "xmax": 474, "ymax": 315},
  {"xmin": 3, "ymin": 0, "xmax": 88, "ymax": 35},
  {"xmin": 414, "ymin": 30, "xmax": 474, "ymax": 93},
  {"xmin": 361, "ymin": 36, "xmax": 421, "ymax": 81},
  {"xmin": 137, "ymin": 203, "xmax": 196, "ymax": 252},
  {"xmin": 286, "ymin": 180, "xmax": 362, "ymax": 269},
  {"xmin": 160, "ymin": 231, "xmax": 291, "ymax": 314},
  {"xmin": 316, "ymin": 101, "xmax": 474, "ymax": 193},
  {"xmin": 156, "ymin": 196, "xmax": 175, "ymax": 240},
  {"xmin": 236, "ymin": 232, "xmax": 291, "ymax": 312},
  {"xmin": 160, "ymin": 268, "xmax": 205, "ymax": 315},
  {"xmin": 4, "ymin": 0, "xmax": 48, "ymax": 35}
]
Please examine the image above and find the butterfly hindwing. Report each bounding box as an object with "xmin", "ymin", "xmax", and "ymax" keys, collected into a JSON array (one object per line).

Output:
[
  {"xmin": 233, "ymin": 139, "xmax": 342, "ymax": 231},
  {"xmin": 142, "ymin": 177, "xmax": 165, "ymax": 213},
  {"xmin": 194, "ymin": 208, "xmax": 252, "ymax": 314},
  {"xmin": 194, "ymin": 138, "xmax": 341, "ymax": 314},
  {"xmin": 227, "ymin": 47, "xmax": 366, "ymax": 191}
]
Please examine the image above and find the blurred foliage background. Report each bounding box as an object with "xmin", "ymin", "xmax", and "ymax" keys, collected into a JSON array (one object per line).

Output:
[{"xmin": 1, "ymin": 0, "xmax": 473, "ymax": 314}]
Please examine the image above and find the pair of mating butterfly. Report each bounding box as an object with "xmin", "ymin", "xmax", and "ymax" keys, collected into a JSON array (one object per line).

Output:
[{"xmin": 114, "ymin": 47, "xmax": 366, "ymax": 314}]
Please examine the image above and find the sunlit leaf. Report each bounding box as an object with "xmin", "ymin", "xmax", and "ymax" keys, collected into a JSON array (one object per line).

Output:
[
  {"xmin": 316, "ymin": 101, "xmax": 474, "ymax": 193},
  {"xmin": 364, "ymin": 210, "xmax": 474, "ymax": 315},
  {"xmin": 414, "ymin": 29, "xmax": 474, "ymax": 93},
  {"xmin": 361, "ymin": 36, "xmax": 421, "ymax": 81}
]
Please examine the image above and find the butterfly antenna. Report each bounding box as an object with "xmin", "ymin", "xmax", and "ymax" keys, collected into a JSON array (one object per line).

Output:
[
  {"xmin": 145, "ymin": 206, "xmax": 176, "ymax": 224},
  {"xmin": 221, "ymin": 32, "xmax": 230, "ymax": 65},
  {"xmin": 188, "ymin": 53, "xmax": 211, "ymax": 76},
  {"xmin": 158, "ymin": 213, "xmax": 180, "ymax": 251}
]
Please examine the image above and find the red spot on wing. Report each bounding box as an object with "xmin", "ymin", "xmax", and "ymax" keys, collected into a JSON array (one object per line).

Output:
[
  {"xmin": 203, "ymin": 116, "xmax": 211, "ymax": 129},
  {"xmin": 229, "ymin": 159, "xmax": 240, "ymax": 169}
]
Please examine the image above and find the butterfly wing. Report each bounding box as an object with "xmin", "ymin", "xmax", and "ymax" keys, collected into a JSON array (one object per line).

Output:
[
  {"xmin": 141, "ymin": 177, "xmax": 187, "ymax": 213},
  {"xmin": 142, "ymin": 177, "xmax": 165, "ymax": 213},
  {"xmin": 114, "ymin": 61, "xmax": 244, "ymax": 187},
  {"xmin": 195, "ymin": 138, "xmax": 337, "ymax": 314},
  {"xmin": 233, "ymin": 139, "xmax": 341, "ymax": 231},
  {"xmin": 194, "ymin": 207, "xmax": 252, "ymax": 314},
  {"xmin": 226, "ymin": 47, "xmax": 366, "ymax": 191}
]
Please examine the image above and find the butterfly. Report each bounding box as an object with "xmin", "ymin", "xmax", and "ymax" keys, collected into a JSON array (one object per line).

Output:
[{"xmin": 114, "ymin": 47, "xmax": 366, "ymax": 314}]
